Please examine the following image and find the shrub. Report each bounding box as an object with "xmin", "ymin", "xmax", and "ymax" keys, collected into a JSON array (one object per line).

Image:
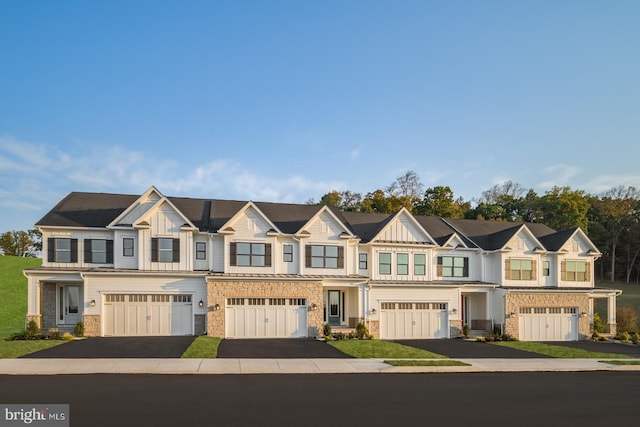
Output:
[
  {"xmin": 616, "ymin": 306, "xmax": 639, "ymax": 334},
  {"xmin": 62, "ymin": 333, "xmax": 74, "ymax": 341},
  {"xmin": 632, "ymin": 332, "xmax": 640, "ymax": 345},
  {"xmin": 355, "ymin": 322, "xmax": 372, "ymax": 340},
  {"xmin": 25, "ymin": 320, "xmax": 40, "ymax": 338},
  {"xmin": 619, "ymin": 331, "xmax": 631, "ymax": 343},
  {"xmin": 462, "ymin": 324, "xmax": 470, "ymax": 338},
  {"xmin": 47, "ymin": 329, "xmax": 63, "ymax": 340},
  {"xmin": 593, "ymin": 312, "xmax": 606, "ymax": 334},
  {"xmin": 74, "ymin": 321, "xmax": 85, "ymax": 337},
  {"xmin": 323, "ymin": 323, "xmax": 332, "ymax": 338}
]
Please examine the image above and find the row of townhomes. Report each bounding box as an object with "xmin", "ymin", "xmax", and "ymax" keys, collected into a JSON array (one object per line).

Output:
[{"xmin": 24, "ymin": 187, "xmax": 620, "ymax": 341}]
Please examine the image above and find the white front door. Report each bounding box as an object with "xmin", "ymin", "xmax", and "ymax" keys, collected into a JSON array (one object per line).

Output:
[{"xmin": 58, "ymin": 285, "xmax": 82, "ymax": 325}]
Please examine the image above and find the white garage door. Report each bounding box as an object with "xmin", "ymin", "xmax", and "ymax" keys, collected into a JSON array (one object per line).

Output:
[
  {"xmin": 225, "ymin": 298, "xmax": 308, "ymax": 338},
  {"xmin": 103, "ymin": 294, "xmax": 193, "ymax": 336},
  {"xmin": 518, "ymin": 307, "xmax": 578, "ymax": 341},
  {"xmin": 380, "ymin": 302, "xmax": 449, "ymax": 339}
]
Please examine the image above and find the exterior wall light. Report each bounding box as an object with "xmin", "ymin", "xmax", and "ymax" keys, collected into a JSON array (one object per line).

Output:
[
  {"xmin": 199, "ymin": 300, "xmax": 204, "ymax": 308},
  {"xmin": 90, "ymin": 299, "xmax": 96, "ymax": 307},
  {"xmin": 214, "ymin": 303, "xmax": 221, "ymax": 311},
  {"xmin": 310, "ymin": 303, "xmax": 318, "ymax": 311},
  {"xmin": 371, "ymin": 308, "xmax": 377, "ymax": 315}
]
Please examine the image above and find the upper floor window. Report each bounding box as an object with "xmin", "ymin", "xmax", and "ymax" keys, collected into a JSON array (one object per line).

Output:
[
  {"xmin": 152, "ymin": 238, "xmax": 180, "ymax": 263},
  {"xmin": 542, "ymin": 260, "xmax": 550, "ymax": 276},
  {"xmin": 379, "ymin": 253, "xmax": 391, "ymax": 275},
  {"xmin": 84, "ymin": 239, "xmax": 113, "ymax": 264},
  {"xmin": 195, "ymin": 242, "xmax": 207, "ymax": 260},
  {"xmin": 506, "ymin": 258, "xmax": 536, "ymax": 280},
  {"xmin": 230, "ymin": 242, "xmax": 271, "ymax": 267},
  {"xmin": 437, "ymin": 256, "xmax": 469, "ymax": 277},
  {"xmin": 414, "ymin": 254, "xmax": 426, "ymax": 276},
  {"xmin": 47, "ymin": 238, "xmax": 78, "ymax": 263},
  {"xmin": 305, "ymin": 245, "xmax": 343, "ymax": 269},
  {"xmin": 359, "ymin": 253, "xmax": 368, "ymax": 270},
  {"xmin": 563, "ymin": 260, "xmax": 589, "ymax": 282},
  {"xmin": 123, "ymin": 238, "xmax": 134, "ymax": 257},
  {"xmin": 283, "ymin": 244, "xmax": 293, "ymax": 262},
  {"xmin": 397, "ymin": 253, "xmax": 409, "ymax": 275}
]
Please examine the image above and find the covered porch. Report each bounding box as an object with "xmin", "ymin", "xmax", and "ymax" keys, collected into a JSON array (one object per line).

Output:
[{"xmin": 461, "ymin": 285, "xmax": 496, "ymax": 335}]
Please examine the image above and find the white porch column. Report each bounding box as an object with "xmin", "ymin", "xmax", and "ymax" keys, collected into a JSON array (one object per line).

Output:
[{"xmin": 607, "ymin": 294, "xmax": 617, "ymax": 335}]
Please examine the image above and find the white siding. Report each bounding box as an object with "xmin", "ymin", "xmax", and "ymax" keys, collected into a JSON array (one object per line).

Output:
[
  {"xmin": 211, "ymin": 236, "xmax": 224, "ymax": 272},
  {"xmin": 193, "ymin": 236, "xmax": 209, "ymax": 271},
  {"xmin": 114, "ymin": 230, "xmax": 137, "ymax": 270}
]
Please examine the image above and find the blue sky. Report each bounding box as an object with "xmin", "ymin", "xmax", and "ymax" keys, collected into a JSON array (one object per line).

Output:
[{"xmin": 1, "ymin": 1, "xmax": 639, "ymax": 232}]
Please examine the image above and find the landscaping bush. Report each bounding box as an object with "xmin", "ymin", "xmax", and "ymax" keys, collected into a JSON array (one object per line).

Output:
[
  {"xmin": 616, "ymin": 306, "xmax": 639, "ymax": 334},
  {"xmin": 355, "ymin": 322, "xmax": 372, "ymax": 340},
  {"xmin": 74, "ymin": 321, "xmax": 85, "ymax": 337},
  {"xmin": 462, "ymin": 324, "xmax": 470, "ymax": 338},
  {"xmin": 323, "ymin": 323, "xmax": 332, "ymax": 338},
  {"xmin": 618, "ymin": 331, "xmax": 631, "ymax": 343},
  {"xmin": 593, "ymin": 312, "xmax": 606, "ymax": 334},
  {"xmin": 632, "ymin": 332, "xmax": 640, "ymax": 344}
]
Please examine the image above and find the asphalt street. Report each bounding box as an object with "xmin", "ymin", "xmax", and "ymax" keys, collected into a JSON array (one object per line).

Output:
[{"xmin": 1, "ymin": 372, "xmax": 638, "ymax": 427}]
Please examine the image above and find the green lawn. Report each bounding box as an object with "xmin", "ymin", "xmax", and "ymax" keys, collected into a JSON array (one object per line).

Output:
[
  {"xmin": 181, "ymin": 336, "xmax": 222, "ymax": 358},
  {"xmin": 491, "ymin": 341, "xmax": 631, "ymax": 359},
  {"xmin": 0, "ymin": 339, "xmax": 66, "ymax": 359},
  {"xmin": 328, "ymin": 340, "xmax": 446, "ymax": 359},
  {"xmin": 384, "ymin": 359, "xmax": 469, "ymax": 367},
  {"xmin": 0, "ymin": 256, "xmax": 41, "ymax": 337}
]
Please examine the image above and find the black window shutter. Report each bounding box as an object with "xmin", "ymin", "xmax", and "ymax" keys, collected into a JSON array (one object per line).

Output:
[
  {"xmin": 437, "ymin": 256, "xmax": 443, "ymax": 277},
  {"xmin": 229, "ymin": 242, "xmax": 236, "ymax": 266},
  {"xmin": 463, "ymin": 257, "xmax": 469, "ymax": 277},
  {"xmin": 265, "ymin": 244, "xmax": 272, "ymax": 266},
  {"xmin": 151, "ymin": 238, "xmax": 158, "ymax": 262},
  {"xmin": 48, "ymin": 238, "xmax": 55, "ymax": 262},
  {"xmin": 305, "ymin": 246, "xmax": 311, "ymax": 268},
  {"xmin": 106, "ymin": 240, "xmax": 114, "ymax": 264},
  {"xmin": 337, "ymin": 246, "xmax": 344, "ymax": 269},
  {"xmin": 172, "ymin": 238, "xmax": 180, "ymax": 262},
  {"xmin": 70, "ymin": 239, "xmax": 78, "ymax": 263},
  {"xmin": 84, "ymin": 239, "xmax": 93, "ymax": 263}
]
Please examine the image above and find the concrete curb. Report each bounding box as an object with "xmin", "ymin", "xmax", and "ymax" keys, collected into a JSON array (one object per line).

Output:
[{"xmin": 1, "ymin": 358, "xmax": 639, "ymax": 375}]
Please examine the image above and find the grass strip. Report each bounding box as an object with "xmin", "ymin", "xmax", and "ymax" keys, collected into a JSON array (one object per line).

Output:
[
  {"xmin": 599, "ymin": 360, "xmax": 640, "ymax": 365},
  {"xmin": 0, "ymin": 339, "xmax": 67, "ymax": 359},
  {"xmin": 328, "ymin": 340, "xmax": 446, "ymax": 359},
  {"xmin": 491, "ymin": 341, "xmax": 630, "ymax": 359},
  {"xmin": 384, "ymin": 359, "xmax": 469, "ymax": 367},
  {"xmin": 181, "ymin": 336, "xmax": 222, "ymax": 358}
]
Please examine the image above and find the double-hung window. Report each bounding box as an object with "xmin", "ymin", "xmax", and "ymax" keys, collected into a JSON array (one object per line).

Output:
[
  {"xmin": 359, "ymin": 253, "xmax": 368, "ymax": 270},
  {"xmin": 283, "ymin": 244, "xmax": 293, "ymax": 262},
  {"xmin": 437, "ymin": 256, "xmax": 469, "ymax": 277},
  {"xmin": 507, "ymin": 259, "xmax": 535, "ymax": 280},
  {"xmin": 84, "ymin": 239, "xmax": 113, "ymax": 264},
  {"xmin": 123, "ymin": 238, "xmax": 134, "ymax": 257},
  {"xmin": 152, "ymin": 238, "xmax": 180, "ymax": 263},
  {"xmin": 47, "ymin": 238, "xmax": 78, "ymax": 263},
  {"xmin": 564, "ymin": 260, "xmax": 588, "ymax": 282},
  {"xmin": 414, "ymin": 254, "xmax": 426, "ymax": 276},
  {"xmin": 305, "ymin": 245, "xmax": 343, "ymax": 269},
  {"xmin": 230, "ymin": 242, "xmax": 271, "ymax": 267},
  {"xmin": 195, "ymin": 242, "xmax": 207, "ymax": 260},
  {"xmin": 379, "ymin": 253, "xmax": 391, "ymax": 275},
  {"xmin": 397, "ymin": 253, "xmax": 409, "ymax": 275}
]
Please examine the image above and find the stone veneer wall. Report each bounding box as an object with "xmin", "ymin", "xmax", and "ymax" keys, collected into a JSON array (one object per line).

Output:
[
  {"xmin": 368, "ymin": 320, "xmax": 380, "ymax": 338},
  {"xmin": 504, "ymin": 293, "xmax": 590, "ymax": 340},
  {"xmin": 83, "ymin": 315, "xmax": 101, "ymax": 336},
  {"xmin": 42, "ymin": 283, "xmax": 57, "ymax": 330},
  {"xmin": 207, "ymin": 280, "xmax": 324, "ymax": 338},
  {"xmin": 450, "ymin": 319, "xmax": 463, "ymax": 338}
]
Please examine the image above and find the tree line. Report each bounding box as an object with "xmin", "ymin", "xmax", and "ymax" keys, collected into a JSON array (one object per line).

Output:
[{"xmin": 310, "ymin": 171, "xmax": 640, "ymax": 284}]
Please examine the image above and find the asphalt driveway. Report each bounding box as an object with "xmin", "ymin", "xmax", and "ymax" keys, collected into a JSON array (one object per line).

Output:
[
  {"xmin": 22, "ymin": 336, "xmax": 196, "ymax": 359},
  {"xmin": 394, "ymin": 339, "xmax": 551, "ymax": 358},
  {"xmin": 217, "ymin": 338, "xmax": 351, "ymax": 358}
]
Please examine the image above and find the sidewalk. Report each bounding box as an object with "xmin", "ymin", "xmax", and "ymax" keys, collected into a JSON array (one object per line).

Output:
[{"xmin": 1, "ymin": 358, "xmax": 639, "ymax": 375}]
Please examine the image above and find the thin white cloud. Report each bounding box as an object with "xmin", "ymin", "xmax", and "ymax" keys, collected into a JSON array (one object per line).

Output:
[{"xmin": 537, "ymin": 164, "xmax": 581, "ymax": 189}]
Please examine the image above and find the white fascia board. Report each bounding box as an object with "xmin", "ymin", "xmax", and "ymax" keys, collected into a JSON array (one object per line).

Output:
[
  {"xmin": 218, "ymin": 201, "xmax": 282, "ymax": 235},
  {"xmin": 107, "ymin": 186, "xmax": 164, "ymax": 228},
  {"xmin": 132, "ymin": 197, "xmax": 197, "ymax": 230},
  {"xmin": 296, "ymin": 205, "xmax": 353, "ymax": 237},
  {"xmin": 369, "ymin": 208, "xmax": 436, "ymax": 245},
  {"xmin": 562, "ymin": 228, "xmax": 601, "ymax": 255},
  {"xmin": 440, "ymin": 233, "xmax": 468, "ymax": 249}
]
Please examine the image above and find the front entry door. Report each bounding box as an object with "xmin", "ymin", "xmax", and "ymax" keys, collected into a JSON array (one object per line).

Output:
[
  {"xmin": 59, "ymin": 285, "xmax": 82, "ymax": 325},
  {"xmin": 328, "ymin": 290, "xmax": 341, "ymax": 326}
]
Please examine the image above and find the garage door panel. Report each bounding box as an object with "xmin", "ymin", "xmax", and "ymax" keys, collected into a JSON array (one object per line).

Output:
[
  {"xmin": 225, "ymin": 298, "xmax": 307, "ymax": 338},
  {"xmin": 104, "ymin": 294, "xmax": 192, "ymax": 337},
  {"xmin": 519, "ymin": 307, "xmax": 578, "ymax": 341},
  {"xmin": 380, "ymin": 302, "xmax": 449, "ymax": 339}
]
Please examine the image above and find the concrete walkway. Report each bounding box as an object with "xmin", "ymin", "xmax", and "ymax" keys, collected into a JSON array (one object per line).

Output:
[{"xmin": 1, "ymin": 358, "xmax": 639, "ymax": 375}]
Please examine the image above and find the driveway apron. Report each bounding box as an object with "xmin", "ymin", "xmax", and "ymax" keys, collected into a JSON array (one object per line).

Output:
[
  {"xmin": 217, "ymin": 338, "xmax": 352, "ymax": 358},
  {"xmin": 395, "ymin": 339, "xmax": 551, "ymax": 358},
  {"xmin": 21, "ymin": 336, "xmax": 197, "ymax": 358}
]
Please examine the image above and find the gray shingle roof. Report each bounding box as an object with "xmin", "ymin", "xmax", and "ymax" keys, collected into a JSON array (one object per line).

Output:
[{"xmin": 36, "ymin": 191, "xmax": 582, "ymax": 251}]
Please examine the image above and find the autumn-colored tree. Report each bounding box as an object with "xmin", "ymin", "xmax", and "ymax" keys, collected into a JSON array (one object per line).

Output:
[{"xmin": 0, "ymin": 230, "xmax": 38, "ymax": 257}]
